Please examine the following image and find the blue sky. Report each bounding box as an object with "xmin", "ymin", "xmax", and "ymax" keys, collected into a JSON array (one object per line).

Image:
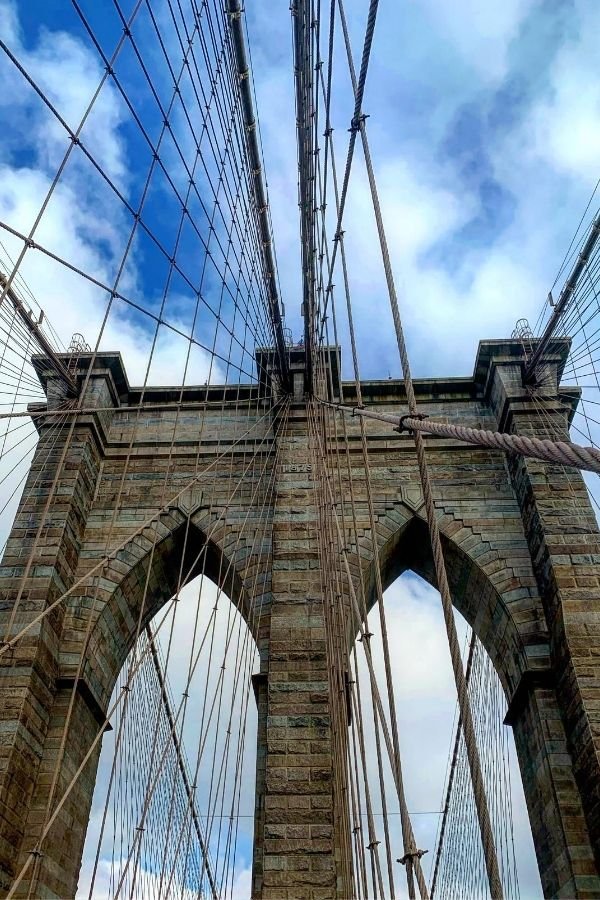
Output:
[
  {"xmin": 2, "ymin": 1, "xmax": 600, "ymax": 897},
  {"xmin": 243, "ymin": 0, "xmax": 600, "ymax": 379},
  {"xmin": 2, "ymin": 0, "xmax": 600, "ymax": 383}
]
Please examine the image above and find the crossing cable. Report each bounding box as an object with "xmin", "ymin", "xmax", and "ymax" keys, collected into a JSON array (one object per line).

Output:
[
  {"xmin": 145, "ymin": 622, "xmax": 218, "ymax": 898},
  {"xmin": 11, "ymin": 28, "xmax": 276, "ymax": 889},
  {"xmin": 0, "ymin": 220, "xmax": 265, "ymax": 385},
  {"xmin": 71, "ymin": 1, "xmax": 278, "ymax": 364},
  {"xmin": 31, "ymin": 279, "xmax": 265, "ymax": 898},
  {"xmin": 329, "ymin": 0, "xmax": 503, "ymax": 893},
  {"xmin": 0, "ymin": 1, "xmax": 282, "ymax": 892},
  {"xmin": 6, "ymin": 594, "xmax": 183, "ymax": 900},
  {"xmin": 0, "ymin": 274, "xmax": 76, "ymax": 394},
  {"xmin": 312, "ymin": 33, "xmax": 427, "ymax": 896},
  {"xmin": 430, "ymin": 630, "xmax": 476, "ymax": 897},
  {"xmin": 1, "ymin": 0, "xmax": 270, "ymax": 655},
  {"xmin": 313, "ymin": 223, "xmax": 416, "ymax": 896},
  {"xmin": 295, "ymin": 0, "xmax": 380, "ymax": 387},
  {"xmin": 138, "ymin": 0, "xmax": 281, "ymax": 362},
  {"xmin": 311, "ymin": 0, "xmax": 374, "ymax": 350},
  {"xmin": 309, "ymin": 411, "xmax": 434, "ymax": 886},
  {"xmin": 109, "ymin": 403, "xmax": 289, "ymax": 898},
  {"xmin": 313, "ymin": 19, "xmax": 427, "ymax": 893},
  {"xmin": 0, "ymin": 4, "xmax": 280, "ymax": 373},
  {"xmin": 127, "ymin": 388, "xmax": 283, "ymax": 894},
  {"xmin": 24, "ymin": 396, "xmax": 286, "ymax": 899},
  {"xmin": 0, "ymin": 0, "xmax": 147, "ymax": 315},
  {"xmin": 97, "ymin": 382, "xmax": 280, "ymax": 896},
  {"xmin": 0, "ymin": 400, "xmax": 281, "ymax": 658}
]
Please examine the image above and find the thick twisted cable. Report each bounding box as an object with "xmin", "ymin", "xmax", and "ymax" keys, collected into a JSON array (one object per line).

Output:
[{"xmin": 334, "ymin": 403, "xmax": 600, "ymax": 474}]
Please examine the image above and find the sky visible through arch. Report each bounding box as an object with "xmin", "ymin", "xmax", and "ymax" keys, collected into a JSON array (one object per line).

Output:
[{"xmin": 1, "ymin": 0, "xmax": 599, "ymax": 896}]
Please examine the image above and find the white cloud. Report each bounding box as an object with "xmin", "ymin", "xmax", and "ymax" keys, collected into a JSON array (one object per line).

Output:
[
  {"xmin": 518, "ymin": 3, "xmax": 600, "ymax": 184},
  {"xmin": 0, "ymin": 0, "xmax": 225, "ymax": 389},
  {"xmin": 416, "ymin": 0, "xmax": 535, "ymax": 81}
]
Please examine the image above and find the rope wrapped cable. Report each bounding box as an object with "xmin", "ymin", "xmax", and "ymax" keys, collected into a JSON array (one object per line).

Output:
[{"xmin": 322, "ymin": 400, "xmax": 600, "ymax": 475}]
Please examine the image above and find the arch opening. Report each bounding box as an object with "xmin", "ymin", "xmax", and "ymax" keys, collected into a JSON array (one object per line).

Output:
[
  {"xmin": 77, "ymin": 571, "xmax": 259, "ymax": 899},
  {"xmin": 347, "ymin": 513, "xmax": 546, "ymax": 898}
]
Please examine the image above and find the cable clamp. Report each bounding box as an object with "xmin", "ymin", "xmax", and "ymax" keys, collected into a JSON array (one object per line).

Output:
[
  {"xmin": 349, "ymin": 113, "xmax": 369, "ymax": 133},
  {"xmin": 359, "ymin": 631, "xmax": 373, "ymax": 643},
  {"xmin": 367, "ymin": 840, "xmax": 380, "ymax": 851},
  {"xmin": 398, "ymin": 848, "xmax": 428, "ymax": 865},
  {"xmin": 395, "ymin": 412, "xmax": 428, "ymax": 433}
]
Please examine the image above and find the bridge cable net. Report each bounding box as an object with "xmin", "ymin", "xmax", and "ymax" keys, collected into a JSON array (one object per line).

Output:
[
  {"xmin": 0, "ymin": 0, "xmax": 597, "ymax": 898},
  {"xmin": 300, "ymin": 0, "xmax": 551, "ymax": 897},
  {"xmin": 0, "ymin": 1, "xmax": 288, "ymax": 896}
]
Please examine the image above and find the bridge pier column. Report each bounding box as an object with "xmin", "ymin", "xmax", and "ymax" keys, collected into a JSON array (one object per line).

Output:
[
  {"xmin": 252, "ymin": 409, "xmax": 347, "ymax": 899},
  {"xmin": 490, "ymin": 351, "xmax": 600, "ymax": 896},
  {"xmin": 0, "ymin": 366, "xmax": 114, "ymax": 898}
]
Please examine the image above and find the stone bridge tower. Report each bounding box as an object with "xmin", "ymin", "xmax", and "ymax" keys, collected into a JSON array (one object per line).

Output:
[{"xmin": 1, "ymin": 339, "xmax": 600, "ymax": 898}]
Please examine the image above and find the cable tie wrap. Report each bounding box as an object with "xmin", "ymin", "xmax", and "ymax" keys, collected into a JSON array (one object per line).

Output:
[
  {"xmin": 349, "ymin": 112, "xmax": 369, "ymax": 133},
  {"xmin": 395, "ymin": 412, "xmax": 428, "ymax": 433},
  {"xmin": 398, "ymin": 848, "xmax": 428, "ymax": 865}
]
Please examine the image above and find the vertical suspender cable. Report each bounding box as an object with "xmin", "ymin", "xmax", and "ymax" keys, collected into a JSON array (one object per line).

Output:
[{"xmin": 335, "ymin": 0, "xmax": 503, "ymax": 895}]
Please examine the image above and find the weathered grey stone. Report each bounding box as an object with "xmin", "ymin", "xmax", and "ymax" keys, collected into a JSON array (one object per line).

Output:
[{"xmin": 2, "ymin": 342, "xmax": 600, "ymax": 898}]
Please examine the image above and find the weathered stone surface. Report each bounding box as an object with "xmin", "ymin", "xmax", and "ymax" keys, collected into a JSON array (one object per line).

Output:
[{"xmin": 1, "ymin": 342, "xmax": 600, "ymax": 897}]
